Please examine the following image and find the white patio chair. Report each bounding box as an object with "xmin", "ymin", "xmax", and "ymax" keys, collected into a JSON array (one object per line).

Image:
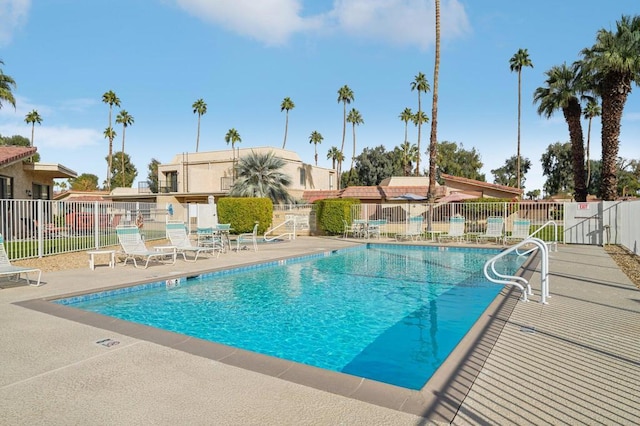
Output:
[
  {"xmin": 0, "ymin": 234, "xmax": 42, "ymax": 287},
  {"xmin": 166, "ymin": 222, "xmax": 221, "ymax": 261},
  {"xmin": 438, "ymin": 216, "xmax": 466, "ymax": 243},
  {"xmin": 116, "ymin": 225, "xmax": 174, "ymax": 268},
  {"xmin": 396, "ymin": 217, "xmax": 423, "ymax": 241},
  {"xmin": 474, "ymin": 217, "xmax": 505, "ymax": 244},
  {"xmin": 235, "ymin": 222, "xmax": 259, "ymax": 251},
  {"xmin": 504, "ymin": 219, "xmax": 531, "ymax": 245}
]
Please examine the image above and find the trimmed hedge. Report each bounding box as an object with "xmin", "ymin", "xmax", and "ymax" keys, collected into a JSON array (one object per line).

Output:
[
  {"xmin": 217, "ymin": 197, "xmax": 273, "ymax": 234},
  {"xmin": 315, "ymin": 198, "xmax": 360, "ymax": 235}
]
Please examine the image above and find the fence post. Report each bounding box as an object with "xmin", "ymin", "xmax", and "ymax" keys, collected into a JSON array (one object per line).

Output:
[
  {"xmin": 37, "ymin": 199, "xmax": 44, "ymax": 258},
  {"xmin": 94, "ymin": 201, "xmax": 100, "ymax": 249}
]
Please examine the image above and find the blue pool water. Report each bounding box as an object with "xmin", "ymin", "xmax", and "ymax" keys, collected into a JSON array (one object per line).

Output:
[{"xmin": 57, "ymin": 244, "xmax": 526, "ymax": 390}]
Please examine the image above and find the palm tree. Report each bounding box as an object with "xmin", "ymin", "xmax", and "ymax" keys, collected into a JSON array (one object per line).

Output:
[
  {"xmin": 509, "ymin": 48, "xmax": 534, "ymax": 192},
  {"xmin": 533, "ymin": 62, "xmax": 587, "ymax": 201},
  {"xmin": 24, "ymin": 110, "xmax": 42, "ymax": 147},
  {"xmin": 225, "ymin": 128, "xmax": 242, "ymax": 180},
  {"xmin": 411, "ymin": 111, "xmax": 429, "ymax": 175},
  {"xmin": 0, "ymin": 59, "xmax": 16, "ymax": 110},
  {"xmin": 346, "ymin": 108, "xmax": 363, "ymax": 175},
  {"xmin": 103, "ymin": 126, "xmax": 117, "ymax": 188},
  {"xmin": 337, "ymin": 85, "xmax": 354, "ymax": 156},
  {"xmin": 280, "ymin": 97, "xmax": 295, "ymax": 149},
  {"xmin": 428, "ymin": 0, "xmax": 441, "ymax": 200},
  {"xmin": 326, "ymin": 146, "xmax": 340, "ymax": 170},
  {"xmin": 309, "ymin": 130, "xmax": 323, "ymax": 166},
  {"xmin": 410, "ymin": 72, "xmax": 430, "ymax": 176},
  {"xmin": 581, "ymin": 15, "xmax": 640, "ymax": 200},
  {"xmin": 399, "ymin": 107, "xmax": 413, "ymax": 144},
  {"xmin": 115, "ymin": 110, "xmax": 134, "ymax": 188},
  {"xmin": 228, "ymin": 150, "xmax": 294, "ymax": 204},
  {"xmin": 192, "ymin": 98, "xmax": 207, "ymax": 152},
  {"xmin": 399, "ymin": 141, "xmax": 418, "ymax": 176},
  {"xmin": 583, "ymin": 99, "xmax": 601, "ymax": 188},
  {"xmin": 102, "ymin": 90, "xmax": 121, "ymax": 190}
]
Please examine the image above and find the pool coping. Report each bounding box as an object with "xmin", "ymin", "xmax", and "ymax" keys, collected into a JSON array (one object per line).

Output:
[{"xmin": 14, "ymin": 246, "xmax": 539, "ymax": 423}]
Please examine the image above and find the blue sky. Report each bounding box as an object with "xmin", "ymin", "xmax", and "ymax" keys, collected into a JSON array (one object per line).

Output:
[{"xmin": 1, "ymin": 0, "xmax": 639, "ymax": 194}]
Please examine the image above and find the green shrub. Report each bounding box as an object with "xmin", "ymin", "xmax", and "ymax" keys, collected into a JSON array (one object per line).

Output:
[
  {"xmin": 217, "ymin": 197, "xmax": 273, "ymax": 234},
  {"xmin": 315, "ymin": 198, "xmax": 360, "ymax": 235}
]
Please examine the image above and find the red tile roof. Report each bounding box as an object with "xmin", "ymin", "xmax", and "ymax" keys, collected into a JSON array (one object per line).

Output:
[{"xmin": 0, "ymin": 146, "xmax": 37, "ymax": 167}]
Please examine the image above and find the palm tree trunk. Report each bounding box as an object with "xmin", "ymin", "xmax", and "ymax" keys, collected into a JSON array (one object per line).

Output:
[
  {"xmin": 563, "ymin": 100, "xmax": 586, "ymax": 202},
  {"xmin": 121, "ymin": 129, "xmax": 126, "ymax": 188},
  {"xmin": 196, "ymin": 115, "xmax": 201, "ymax": 152},
  {"xmin": 416, "ymin": 93, "xmax": 421, "ymax": 176},
  {"xmin": 31, "ymin": 124, "xmax": 35, "ymax": 147},
  {"xmin": 428, "ymin": 0, "xmax": 440, "ymax": 200},
  {"xmin": 586, "ymin": 117, "xmax": 592, "ymax": 188},
  {"xmin": 340, "ymin": 103, "xmax": 347, "ymax": 154},
  {"xmin": 600, "ymin": 77, "xmax": 628, "ymax": 200},
  {"xmin": 516, "ymin": 70, "xmax": 522, "ymax": 191},
  {"xmin": 283, "ymin": 112, "xmax": 289, "ymax": 149}
]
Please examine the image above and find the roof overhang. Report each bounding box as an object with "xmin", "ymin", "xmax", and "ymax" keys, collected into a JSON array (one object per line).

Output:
[{"xmin": 23, "ymin": 163, "xmax": 77, "ymax": 179}]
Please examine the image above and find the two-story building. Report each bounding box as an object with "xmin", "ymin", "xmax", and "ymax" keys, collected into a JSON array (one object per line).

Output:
[{"xmin": 155, "ymin": 147, "xmax": 336, "ymax": 205}]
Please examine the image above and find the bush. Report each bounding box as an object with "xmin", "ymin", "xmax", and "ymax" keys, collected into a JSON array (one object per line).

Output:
[
  {"xmin": 315, "ymin": 198, "xmax": 360, "ymax": 235},
  {"xmin": 217, "ymin": 197, "xmax": 272, "ymax": 234}
]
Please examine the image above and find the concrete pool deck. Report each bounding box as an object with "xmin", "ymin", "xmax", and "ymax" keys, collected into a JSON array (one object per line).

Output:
[{"xmin": 1, "ymin": 237, "xmax": 639, "ymax": 424}]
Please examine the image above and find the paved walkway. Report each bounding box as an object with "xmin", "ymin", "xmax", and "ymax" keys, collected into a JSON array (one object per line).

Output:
[{"xmin": 1, "ymin": 238, "xmax": 638, "ymax": 425}]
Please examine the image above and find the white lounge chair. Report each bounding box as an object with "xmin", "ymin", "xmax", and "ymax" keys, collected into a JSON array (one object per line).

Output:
[
  {"xmin": 396, "ymin": 217, "xmax": 423, "ymax": 241},
  {"xmin": 342, "ymin": 220, "xmax": 356, "ymax": 238},
  {"xmin": 116, "ymin": 225, "xmax": 174, "ymax": 268},
  {"xmin": 504, "ymin": 219, "xmax": 531, "ymax": 244},
  {"xmin": 474, "ymin": 217, "xmax": 505, "ymax": 244},
  {"xmin": 0, "ymin": 234, "xmax": 42, "ymax": 287},
  {"xmin": 166, "ymin": 222, "xmax": 221, "ymax": 262},
  {"xmin": 236, "ymin": 222, "xmax": 258, "ymax": 251},
  {"xmin": 438, "ymin": 216, "xmax": 466, "ymax": 243}
]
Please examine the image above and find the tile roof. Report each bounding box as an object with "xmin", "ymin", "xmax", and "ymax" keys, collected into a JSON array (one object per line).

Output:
[
  {"xmin": 440, "ymin": 173, "xmax": 523, "ymax": 195},
  {"xmin": 0, "ymin": 146, "xmax": 38, "ymax": 167}
]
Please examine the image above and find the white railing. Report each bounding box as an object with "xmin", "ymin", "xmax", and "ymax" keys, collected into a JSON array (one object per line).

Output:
[
  {"xmin": 264, "ymin": 215, "xmax": 305, "ymax": 241},
  {"xmin": 483, "ymin": 237, "xmax": 550, "ymax": 304}
]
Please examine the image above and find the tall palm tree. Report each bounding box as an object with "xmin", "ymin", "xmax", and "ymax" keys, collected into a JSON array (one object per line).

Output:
[
  {"xmin": 411, "ymin": 111, "xmax": 429, "ymax": 175},
  {"xmin": 583, "ymin": 99, "xmax": 601, "ymax": 188},
  {"xmin": 533, "ymin": 62, "xmax": 587, "ymax": 201},
  {"xmin": 228, "ymin": 150, "xmax": 293, "ymax": 204},
  {"xmin": 337, "ymin": 85, "xmax": 354, "ymax": 156},
  {"xmin": 509, "ymin": 48, "xmax": 534, "ymax": 192},
  {"xmin": 581, "ymin": 15, "xmax": 640, "ymax": 200},
  {"xmin": 399, "ymin": 107, "xmax": 413, "ymax": 144},
  {"xmin": 115, "ymin": 110, "xmax": 134, "ymax": 188},
  {"xmin": 346, "ymin": 108, "xmax": 363, "ymax": 174},
  {"xmin": 103, "ymin": 126, "xmax": 117, "ymax": 188},
  {"xmin": 309, "ymin": 130, "xmax": 323, "ymax": 166},
  {"xmin": 410, "ymin": 72, "xmax": 430, "ymax": 176},
  {"xmin": 225, "ymin": 128, "xmax": 242, "ymax": 180},
  {"xmin": 0, "ymin": 59, "xmax": 16, "ymax": 110},
  {"xmin": 428, "ymin": 0, "xmax": 441, "ymax": 200},
  {"xmin": 192, "ymin": 98, "xmax": 207, "ymax": 152},
  {"xmin": 24, "ymin": 110, "xmax": 42, "ymax": 147},
  {"xmin": 280, "ymin": 97, "xmax": 295, "ymax": 149},
  {"xmin": 102, "ymin": 90, "xmax": 121, "ymax": 190}
]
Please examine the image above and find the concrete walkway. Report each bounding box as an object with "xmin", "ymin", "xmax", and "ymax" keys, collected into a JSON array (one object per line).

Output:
[{"xmin": 1, "ymin": 238, "xmax": 638, "ymax": 425}]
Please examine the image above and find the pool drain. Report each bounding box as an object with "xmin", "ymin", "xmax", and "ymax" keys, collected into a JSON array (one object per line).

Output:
[
  {"xmin": 520, "ymin": 325, "xmax": 536, "ymax": 334},
  {"xmin": 96, "ymin": 338, "xmax": 120, "ymax": 347}
]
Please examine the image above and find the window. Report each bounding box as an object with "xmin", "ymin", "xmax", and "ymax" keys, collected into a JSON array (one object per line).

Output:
[
  {"xmin": 0, "ymin": 175, "xmax": 12, "ymax": 199},
  {"xmin": 32, "ymin": 183, "xmax": 50, "ymax": 200},
  {"xmin": 160, "ymin": 171, "xmax": 178, "ymax": 193},
  {"xmin": 299, "ymin": 168, "xmax": 306, "ymax": 186}
]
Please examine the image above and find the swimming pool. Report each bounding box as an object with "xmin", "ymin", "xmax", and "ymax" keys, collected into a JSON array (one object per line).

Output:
[{"xmin": 56, "ymin": 244, "xmax": 526, "ymax": 390}]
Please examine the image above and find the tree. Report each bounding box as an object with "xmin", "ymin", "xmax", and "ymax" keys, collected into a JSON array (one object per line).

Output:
[
  {"xmin": 309, "ymin": 130, "xmax": 323, "ymax": 166},
  {"xmin": 509, "ymin": 48, "xmax": 534, "ymax": 192},
  {"xmin": 429, "ymin": 0, "xmax": 441, "ymax": 200},
  {"xmin": 583, "ymin": 99, "xmax": 601, "ymax": 188},
  {"xmin": 410, "ymin": 72, "xmax": 430, "ymax": 176},
  {"xmin": 70, "ymin": 173, "xmax": 100, "ymax": 191},
  {"xmin": 225, "ymin": 128, "xmax": 242, "ymax": 180},
  {"xmin": 533, "ymin": 62, "xmax": 587, "ymax": 201},
  {"xmin": 541, "ymin": 142, "xmax": 574, "ymax": 196},
  {"xmin": 280, "ymin": 97, "xmax": 295, "ymax": 149},
  {"xmin": 337, "ymin": 85, "xmax": 354, "ymax": 156},
  {"xmin": 192, "ymin": 98, "xmax": 207, "ymax": 152},
  {"xmin": 399, "ymin": 107, "xmax": 413, "ymax": 144},
  {"xmin": 436, "ymin": 141, "xmax": 485, "ymax": 182},
  {"xmin": 115, "ymin": 110, "xmax": 134, "ymax": 188},
  {"xmin": 397, "ymin": 141, "xmax": 418, "ymax": 176},
  {"xmin": 147, "ymin": 158, "xmax": 160, "ymax": 193},
  {"xmin": 0, "ymin": 59, "xmax": 16, "ymax": 110},
  {"xmin": 581, "ymin": 15, "xmax": 640, "ymax": 200},
  {"xmin": 526, "ymin": 189, "xmax": 541, "ymax": 200},
  {"xmin": 110, "ymin": 151, "xmax": 138, "ymax": 189},
  {"xmin": 24, "ymin": 110, "xmax": 42, "ymax": 147},
  {"xmin": 229, "ymin": 150, "xmax": 294, "ymax": 204},
  {"xmin": 352, "ymin": 145, "xmax": 395, "ymax": 186},
  {"xmin": 411, "ymin": 111, "xmax": 429, "ymax": 174},
  {"xmin": 103, "ymin": 126, "xmax": 116, "ymax": 188},
  {"xmin": 326, "ymin": 146, "xmax": 340, "ymax": 170},
  {"xmin": 102, "ymin": 90, "xmax": 121, "ymax": 190},
  {"xmin": 346, "ymin": 108, "xmax": 363, "ymax": 177},
  {"xmin": 0, "ymin": 134, "xmax": 39, "ymax": 161},
  {"xmin": 491, "ymin": 155, "xmax": 531, "ymax": 188}
]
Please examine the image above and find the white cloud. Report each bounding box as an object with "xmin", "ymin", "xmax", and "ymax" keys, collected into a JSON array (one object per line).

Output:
[
  {"xmin": 0, "ymin": 0, "xmax": 30, "ymax": 47},
  {"xmin": 174, "ymin": 0, "xmax": 469, "ymax": 48}
]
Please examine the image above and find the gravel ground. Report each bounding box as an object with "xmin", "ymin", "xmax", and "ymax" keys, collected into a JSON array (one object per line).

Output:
[{"xmin": 12, "ymin": 242, "xmax": 640, "ymax": 289}]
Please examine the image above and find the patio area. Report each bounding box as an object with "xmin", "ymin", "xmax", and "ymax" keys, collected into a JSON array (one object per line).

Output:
[{"xmin": 0, "ymin": 237, "xmax": 638, "ymax": 424}]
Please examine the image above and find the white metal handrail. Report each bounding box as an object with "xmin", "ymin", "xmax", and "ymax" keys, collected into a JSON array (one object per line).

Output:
[
  {"xmin": 529, "ymin": 220, "xmax": 559, "ymax": 252},
  {"xmin": 264, "ymin": 217, "xmax": 297, "ymax": 242},
  {"xmin": 484, "ymin": 237, "xmax": 550, "ymax": 304}
]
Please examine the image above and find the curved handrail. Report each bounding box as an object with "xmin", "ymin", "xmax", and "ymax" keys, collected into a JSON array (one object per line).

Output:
[
  {"xmin": 530, "ymin": 220, "xmax": 559, "ymax": 251},
  {"xmin": 484, "ymin": 237, "xmax": 550, "ymax": 304},
  {"xmin": 264, "ymin": 217, "xmax": 296, "ymax": 242}
]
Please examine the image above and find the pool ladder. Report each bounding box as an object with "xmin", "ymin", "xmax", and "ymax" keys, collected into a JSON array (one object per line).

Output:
[{"xmin": 483, "ymin": 237, "xmax": 550, "ymax": 304}]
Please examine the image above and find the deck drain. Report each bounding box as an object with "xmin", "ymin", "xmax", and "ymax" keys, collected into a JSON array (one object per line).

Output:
[
  {"xmin": 96, "ymin": 338, "xmax": 120, "ymax": 348},
  {"xmin": 520, "ymin": 325, "xmax": 536, "ymax": 334}
]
